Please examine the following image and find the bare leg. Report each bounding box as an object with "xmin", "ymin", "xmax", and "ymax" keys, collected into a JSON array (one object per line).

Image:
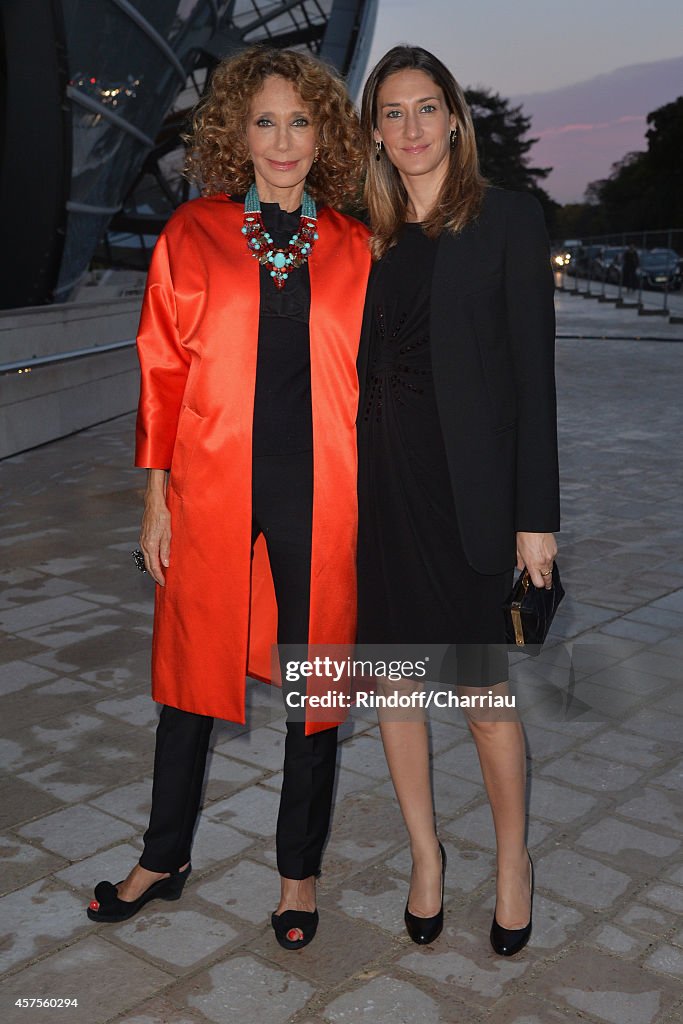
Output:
[
  {"xmin": 115, "ymin": 861, "xmax": 191, "ymax": 902},
  {"xmin": 276, "ymin": 876, "xmax": 316, "ymax": 916},
  {"xmin": 274, "ymin": 876, "xmax": 317, "ymax": 942},
  {"xmin": 377, "ymin": 688, "xmax": 442, "ymax": 917},
  {"xmin": 462, "ymin": 688, "xmax": 531, "ymax": 928}
]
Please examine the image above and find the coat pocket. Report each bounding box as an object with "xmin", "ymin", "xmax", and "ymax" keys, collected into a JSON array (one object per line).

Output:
[{"xmin": 169, "ymin": 406, "xmax": 205, "ymax": 496}]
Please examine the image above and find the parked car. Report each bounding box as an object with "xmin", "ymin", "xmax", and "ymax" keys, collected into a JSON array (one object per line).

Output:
[
  {"xmin": 572, "ymin": 244, "xmax": 602, "ymax": 278},
  {"xmin": 599, "ymin": 247, "xmax": 641, "ymax": 285},
  {"xmin": 636, "ymin": 249, "xmax": 681, "ymax": 291},
  {"xmin": 592, "ymin": 246, "xmax": 626, "ymax": 282}
]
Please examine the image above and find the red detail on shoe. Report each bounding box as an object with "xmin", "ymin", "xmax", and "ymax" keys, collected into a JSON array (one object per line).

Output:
[
  {"xmin": 89, "ymin": 901, "xmax": 99, "ymax": 910},
  {"xmin": 286, "ymin": 928, "xmax": 303, "ymax": 941}
]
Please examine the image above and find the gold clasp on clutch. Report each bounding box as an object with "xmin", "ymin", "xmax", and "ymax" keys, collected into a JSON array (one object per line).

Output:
[
  {"xmin": 511, "ymin": 572, "xmax": 530, "ymax": 646},
  {"xmin": 511, "ymin": 607, "xmax": 524, "ymax": 645}
]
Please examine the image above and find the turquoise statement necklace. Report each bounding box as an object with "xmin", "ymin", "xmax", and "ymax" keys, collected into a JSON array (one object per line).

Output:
[{"xmin": 242, "ymin": 182, "xmax": 318, "ymax": 289}]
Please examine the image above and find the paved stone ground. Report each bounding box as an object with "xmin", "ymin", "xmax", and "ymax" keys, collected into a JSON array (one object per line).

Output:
[{"xmin": 1, "ymin": 293, "xmax": 682, "ymax": 1024}]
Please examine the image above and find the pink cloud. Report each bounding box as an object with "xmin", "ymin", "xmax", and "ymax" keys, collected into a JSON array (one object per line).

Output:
[{"xmin": 536, "ymin": 115, "xmax": 646, "ymax": 139}]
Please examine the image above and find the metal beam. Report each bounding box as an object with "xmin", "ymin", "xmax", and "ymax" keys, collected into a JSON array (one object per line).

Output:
[
  {"xmin": 262, "ymin": 24, "xmax": 326, "ymax": 49},
  {"xmin": 241, "ymin": 0, "xmax": 322, "ymax": 35},
  {"xmin": 66, "ymin": 86, "xmax": 156, "ymax": 147},
  {"xmin": 67, "ymin": 200, "xmax": 122, "ymax": 215},
  {"xmin": 108, "ymin": 0, "xmax": 187, "ymax": 81},
  {"xmin": 0, "ymin": 339, "xmax": 136, "ymax": 375}
]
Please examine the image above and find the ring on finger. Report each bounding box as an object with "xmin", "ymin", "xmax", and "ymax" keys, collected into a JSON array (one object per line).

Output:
[{"xmin": 132, "ymin": 548, "xmax": 147, "ymax": 573}]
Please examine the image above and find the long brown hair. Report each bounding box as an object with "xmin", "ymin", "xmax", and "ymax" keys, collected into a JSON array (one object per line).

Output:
[
  {"xmin": 184, "ymin": 47, "xmax": 362, "ymax": 208},
  {"xmin": 361, "ymin": 46, "xmax": 487, "ymax": 259}
]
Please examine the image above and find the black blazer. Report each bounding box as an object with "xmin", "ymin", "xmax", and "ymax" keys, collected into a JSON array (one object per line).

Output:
[{"xmin": 357, "ymin": 187, "xmax": 560, "ymax": 575}]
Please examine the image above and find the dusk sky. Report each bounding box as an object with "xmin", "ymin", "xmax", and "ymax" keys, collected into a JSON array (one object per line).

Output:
[{"xmin": 364, "ymin": 0, "xmax": 683, "ymax": 202}]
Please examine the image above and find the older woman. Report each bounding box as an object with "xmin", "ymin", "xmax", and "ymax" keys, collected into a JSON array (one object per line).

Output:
[
  {"xmin": 357, "ymin": 46, "xmax": 560, "ymax": 955},
  {"xmin": 87, "ymin": 47, "xmax": 370, "ymax": 951}
]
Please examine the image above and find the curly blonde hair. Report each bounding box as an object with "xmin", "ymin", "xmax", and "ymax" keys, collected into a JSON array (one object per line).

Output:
[{"xmin": 184, "ymin": 47, "xmax": 362, "ymax": 208}]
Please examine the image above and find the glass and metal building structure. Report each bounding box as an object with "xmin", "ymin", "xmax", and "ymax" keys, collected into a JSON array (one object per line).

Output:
[{"xmin": 0, "ymin": 0, "xmax": 377, "ymax": 309}]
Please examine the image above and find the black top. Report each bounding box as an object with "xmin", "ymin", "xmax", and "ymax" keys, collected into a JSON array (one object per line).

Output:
[
  {"xmin": 360, "ymin": 223, "xmax": 444, "ymax": 475},
  {"xmin": 232, "ymin": 197, "xmax": 313, "ymax": 456},
  {"xmin": 357, "ymin": 223, "xmax": 511, "ymax": 647}
]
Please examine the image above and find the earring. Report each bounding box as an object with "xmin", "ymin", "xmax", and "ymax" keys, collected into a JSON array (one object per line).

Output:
[
  {"xmin": 314, "ymin": 146, "xmax": 320, "ymax": 163},
  {"xmin": 375, "ymin": 140, "xmax": 383, "ymax": 161},
  {"xmin": 450, "ymin": 128, "xmax": 458, "ymax": 148}
]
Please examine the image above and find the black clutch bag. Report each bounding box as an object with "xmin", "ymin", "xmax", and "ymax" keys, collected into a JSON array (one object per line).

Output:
[{"xmin": 503, "ymin": 563, "xmax": 565, "ymax": 654}]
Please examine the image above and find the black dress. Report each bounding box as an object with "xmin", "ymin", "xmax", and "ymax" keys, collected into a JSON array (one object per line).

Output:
[{"xmin": 356, "ymin": 223, "xmax": 511, "ymax": 682}]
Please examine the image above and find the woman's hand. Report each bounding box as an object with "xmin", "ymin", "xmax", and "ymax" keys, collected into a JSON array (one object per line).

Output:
[
  {"xmin": 140, "ymin": 469, "xmax": 171, "ymax": 586},
  {"xmin": 516, "ymin": 531, "xmax": 557, "ymax": 590}
]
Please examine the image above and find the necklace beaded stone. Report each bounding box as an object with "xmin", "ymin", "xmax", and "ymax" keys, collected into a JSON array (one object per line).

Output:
[{"xmin": 242, "ymin": 183, "xmax": 318, "ymax": 289}]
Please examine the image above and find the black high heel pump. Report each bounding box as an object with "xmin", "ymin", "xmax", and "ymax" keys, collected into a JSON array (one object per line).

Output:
[
  {"xmin": 490, "ymin": 852, "xmax": 534, "ymax": 956},
  {"xmin": 404, "ymin": 841, "xmax": 446, "ymax": 945}
]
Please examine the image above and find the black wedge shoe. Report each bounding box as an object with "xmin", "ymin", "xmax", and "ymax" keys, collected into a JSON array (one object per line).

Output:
[
  {"xmin": 271, "ymin": 908, "xmax": 319, "ymax": 950},
  {"xmin": 490, "ymin": 853, "xmax": 534, "ymax": 956},
  {"xmin": 87, "ymin": 863, "xmax": 192, "ymax": 923},
  {"xmin": 404, "ymin": 841, "xmax": 446, "ymax": 945}
]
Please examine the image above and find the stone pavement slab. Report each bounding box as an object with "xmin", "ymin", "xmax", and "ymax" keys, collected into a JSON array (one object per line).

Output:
[
  {"xmin": 588, "ymin": 921, "xmax": 653, "ymax": 957},
  {"xmin": 0, "ymin": 936, "xmax": 173, "ymax": 1024},
  {"xmin": 535, "ymin": 849, "xmax": 631, "ymax": 908},
  {"xmin": 523, "ymin": 947, "xmax": 683, "ymax": 1024},
  {"xmin": 114, "ymin": 999, "xmax": 206, "ymax": 1024},
  {"xmin": 195, "ymin": 859, "xmax": 280, "ymax": 925},
  {"xmin": 0, "ymin": 878, "xmax": 90, "ymax": 973},
  {"xmin": 1, "ymin": 835, "xmax": 67, "ymax": 893},
  {"xmin": 320, "ymin": 976, "xmax": 451, "ymax": 1024},
  {"xmin": 17, "ymin": 804, "xmax": 137, "ymax": 860},
  {"xmin": 168, "ymin": 955, "xmax": 315, "ymax": 1024},
  {"xmin": 113, "ymin": 909, "xmax": 239, "ymax": 971}
]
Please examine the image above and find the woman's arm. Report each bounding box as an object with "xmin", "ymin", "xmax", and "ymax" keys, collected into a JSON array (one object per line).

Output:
[
  {"xmin": 135, "ymin": 225, "xmax": 190, "ymax": 583},
  {"xmin": 135, "ymin": 229, "xmax": 191, "ymax": 471},
  {"xmin": 140, "ymin": 469, "xmax": 171, "ymax": 586},
  {"xmin": 504, "ymin": 192, "xmax": 560, "ymax": 588}
]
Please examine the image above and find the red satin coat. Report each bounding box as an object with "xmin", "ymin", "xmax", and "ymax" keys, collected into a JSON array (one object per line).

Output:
[{"xmin": 135, "ymin": 194, "xmax": 371, "ymax": 733}]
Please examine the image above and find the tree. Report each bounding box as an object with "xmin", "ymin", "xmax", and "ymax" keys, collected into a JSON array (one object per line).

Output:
[
  {"xmin": 583, "ymin": 96, "xmax": 683, "ymax": 231},
  {"xmin": 466, "ymin": 88, "xmax": 550, "ymax": 191},
  {"xmin": 554, "ymin": 202, "xmax": 607, "ymax": 241},
  {"xmin": 644, "ymin": 95, "xmax": 683, "ymax": 227},
  {"xmin": 466, "ymin": 87, "xmax": 558, "ymax": 232}
]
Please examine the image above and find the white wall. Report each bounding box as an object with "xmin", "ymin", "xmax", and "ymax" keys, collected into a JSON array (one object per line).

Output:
[{"xmin": 0, "ymin": 299, "xmax": 142, "ymax": 459}]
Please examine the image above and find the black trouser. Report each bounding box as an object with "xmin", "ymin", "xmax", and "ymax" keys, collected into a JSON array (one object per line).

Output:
[{"xmin": 139, "ymin": 451, "xmax": 338, "ymax": 879}]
